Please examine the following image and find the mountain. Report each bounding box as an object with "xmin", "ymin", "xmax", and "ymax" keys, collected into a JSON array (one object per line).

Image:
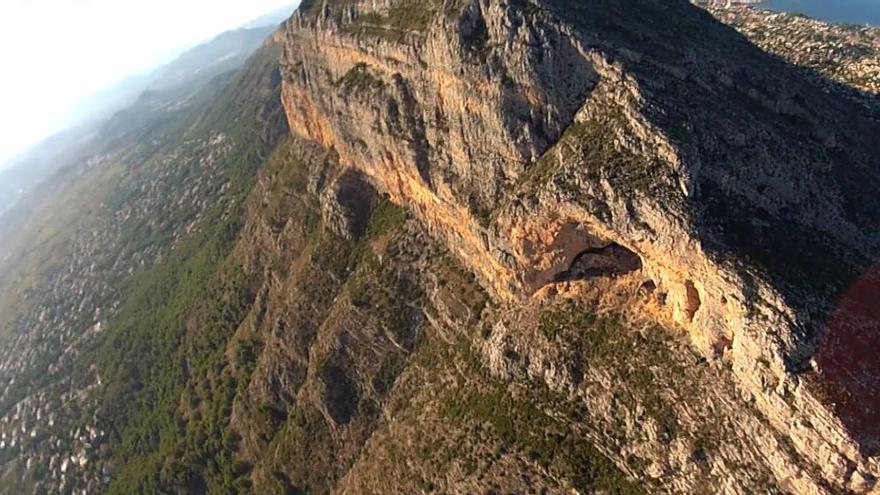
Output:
[
  {"xmin": 271, "ymin": 1, "xmax": 880, "ymax": 492},
  {"xmin": 145, "ymin": 26, "xmax": 282, "ymax": 92},
  {"xmin": 1, "ymin": 1, "xmax": 879, "ymax": 494},
  {"xmin": 0, "ymin": 22, "xmax": 283, "ymax": 219},
  {"xmin": 0, "ymin": 35, "xmax": 288, "ymax": 495},
  {"xmin": 61, "ymin": 24, "xmax": 283, "ymax": 127},
  {"xmin": 242, "ymin": 3, "xmax": 300, "ymax": 29}
]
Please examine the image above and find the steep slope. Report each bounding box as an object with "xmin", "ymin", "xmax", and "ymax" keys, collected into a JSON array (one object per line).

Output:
[
  {"xmin": 0, "ymin": 40, "xmax": 288, "ymax": 494},
  {"xmin": 277, "ymin": 0, "xmax": 880, "ymax": 492},
  {"xmin": 697, "ymin": 2, "xmax": 879, "ymax": 115},
  {"xmin": 2, "ymin": 1, "xmax": 880, "ymax": 494}
]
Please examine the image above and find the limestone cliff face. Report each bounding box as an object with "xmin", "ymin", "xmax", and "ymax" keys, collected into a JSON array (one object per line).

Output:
[{"xmin": 278, "ymin": 1, "xmax": 880, "ymax": 492}]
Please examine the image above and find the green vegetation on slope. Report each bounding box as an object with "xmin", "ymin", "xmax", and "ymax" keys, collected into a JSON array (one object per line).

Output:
[{"xmin": 85, "ymin": 70, "xmax": 286, "ymax": 494}]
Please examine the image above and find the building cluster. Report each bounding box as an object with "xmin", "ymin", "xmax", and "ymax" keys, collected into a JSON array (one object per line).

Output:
[
  {"xmin": 0, "ymin": 132, "xmax": 235, "ymax": 494},
  {"xmin": 696, "ymin": 1, "xmax": 880, "ymax": 114}
]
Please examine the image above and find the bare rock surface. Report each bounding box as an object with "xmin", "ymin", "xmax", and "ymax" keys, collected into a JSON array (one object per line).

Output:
[
  {"xmin": 278, "ymin": 0, "xmax": 880, "ymax": 492},
  {"xmin": 1, "ymin": 2, "xmax": 879, "ymax": 494}
]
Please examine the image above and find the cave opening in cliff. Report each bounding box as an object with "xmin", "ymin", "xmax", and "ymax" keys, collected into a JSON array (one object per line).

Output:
[{"xmin": 554, "ymin": 243, "xmax": 643, "ymax": 283}]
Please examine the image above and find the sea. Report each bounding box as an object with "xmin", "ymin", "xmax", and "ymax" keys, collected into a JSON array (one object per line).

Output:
[{"xmin": 762, "ymin": 0, "xmax": 880, "ymax": 27}]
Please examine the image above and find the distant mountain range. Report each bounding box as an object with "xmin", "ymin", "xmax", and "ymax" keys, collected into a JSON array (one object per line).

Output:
[
  {"xmin": 59, "ymin": 26, "xmax": 278, "ymax": 128},
  {"xmin": 0, "ymin": 7, "xmax": 294, "ymax": 218},
  {"xmin": 242, "ymin": 3, "xmax": 299, "ymax": 28}
]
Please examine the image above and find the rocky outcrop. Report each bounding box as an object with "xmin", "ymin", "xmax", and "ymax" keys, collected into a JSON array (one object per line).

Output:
[
  {"xmin": 318, "ymin": 168, "xmax": 375, "ymax": 239},
  {"xmin": 278, "ymin": 1, "xmax": 880, "ymax": 493}
]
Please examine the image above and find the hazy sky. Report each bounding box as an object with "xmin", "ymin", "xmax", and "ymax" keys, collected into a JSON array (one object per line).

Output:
[{"xmin": 0, "ymin": 0, "xmax": 299, "ymax": 167}]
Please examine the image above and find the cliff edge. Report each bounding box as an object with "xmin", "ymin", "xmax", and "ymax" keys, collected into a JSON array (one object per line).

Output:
[{"xmin": 278, "ymin": 0, "xmax": 880, "ymax": 492}]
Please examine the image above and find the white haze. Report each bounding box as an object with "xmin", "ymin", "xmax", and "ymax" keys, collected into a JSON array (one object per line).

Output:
[{"xmin": 0, "ymin": 0, "xmax": 299, "ymax": 169}]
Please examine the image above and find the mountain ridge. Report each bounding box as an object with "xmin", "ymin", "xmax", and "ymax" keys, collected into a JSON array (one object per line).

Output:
[
  {"xmin": 0, "ymin": 1, "xmax": 878, "ymax": 494},
  {"xmin": 0, "ymin": 19, "xmax": 285, "ymax": 219},
  {"xmin": 276, "ymin": 0, "xmax": 880, "ymax": 492}
]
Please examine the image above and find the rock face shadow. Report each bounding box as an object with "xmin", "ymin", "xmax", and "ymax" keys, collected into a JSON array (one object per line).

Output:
[{"xmin": 320, "ymin": 363, "xmax": 359, "ymax": 425}]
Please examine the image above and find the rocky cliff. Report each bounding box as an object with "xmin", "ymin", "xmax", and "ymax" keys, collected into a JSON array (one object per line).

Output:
[
  {"xmin": 2, "ymin": 1, "xmax": 879, "ymax": 494},
  {"xmin": 276, "ymin": 0, "xmax": 880, "ymax": 492}
]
